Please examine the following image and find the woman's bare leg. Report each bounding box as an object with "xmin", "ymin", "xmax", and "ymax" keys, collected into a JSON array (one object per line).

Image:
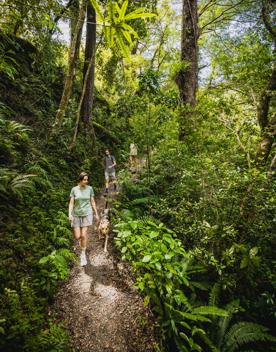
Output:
[
  {"xmin": 73, "ymin": 227, "xmax": 81, "ymax": 240},
  {"xmin": 80, "ymin": 226, "xmax": 88, "ymax": 249}
]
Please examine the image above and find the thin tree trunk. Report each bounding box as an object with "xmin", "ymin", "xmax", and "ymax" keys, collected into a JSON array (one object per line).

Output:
[
  {"xmin": 52, "ymin": 0, "xmax": 85, "ymax": 130},
  {"xmin": 70, "ymin": 49, "xmax": 95, "ymax": 149},
  {"xmin": 80, "ymin": 1, "xmax": 96, "ymax": 128},
  {"xmin": 175, "ymin": 0, "xmax": 198, "ymax": 107},
  {"xmin": 255, "ymin": 0, "xmax": 276, "ymax": 163}
]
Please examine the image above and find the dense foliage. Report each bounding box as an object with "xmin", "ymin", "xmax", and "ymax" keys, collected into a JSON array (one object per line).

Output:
[{"xmin": 0, "ymin": 0, "xmax": 275, "ymax": 351}]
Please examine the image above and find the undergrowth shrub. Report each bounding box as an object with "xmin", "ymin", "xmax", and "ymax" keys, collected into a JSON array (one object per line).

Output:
[{"xmin": 114, "ymin": 216, "xmax": 228, "ymax": 351}]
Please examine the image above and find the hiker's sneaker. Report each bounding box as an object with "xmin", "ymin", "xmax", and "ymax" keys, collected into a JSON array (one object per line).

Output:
[
  {"xmin": 80, "ymin": 252, "xmax": 87, "ymax": 266},
  {"xmin": 104, "ymin": 188, "xmax": 109, "ymax": 194}
]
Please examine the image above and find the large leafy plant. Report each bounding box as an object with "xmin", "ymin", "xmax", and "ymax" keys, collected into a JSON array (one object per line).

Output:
[
  {"xmin": 90, "ymin": 0, "xmax": 156, "ymax": 57},
  {"xmin": 114, "ymin": 217, "xmax": 228, "ymax": 351}
]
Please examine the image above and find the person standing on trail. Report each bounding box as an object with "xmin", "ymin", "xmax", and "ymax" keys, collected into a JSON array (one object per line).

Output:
[
  {"xmin": 104, "ymin": 149, "xmax": 117, "ymax": 193},
  {"xmin": 68, "ymin": 172, "xmax": 99, "ymax": 266},
  {"xmin": 129, "ymin": 143, "xmax": 138, "ymax": 172}
]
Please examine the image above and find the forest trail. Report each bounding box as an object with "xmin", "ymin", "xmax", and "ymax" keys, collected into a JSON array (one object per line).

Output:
[{"xmin": 52, "ymin": 192, "xmax": 157, "ymax": 352}]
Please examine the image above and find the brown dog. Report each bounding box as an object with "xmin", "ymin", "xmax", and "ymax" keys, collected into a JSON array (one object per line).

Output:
[{"xmin": 98, "ymin": 209, "xmax": 110, "ymax": 252}]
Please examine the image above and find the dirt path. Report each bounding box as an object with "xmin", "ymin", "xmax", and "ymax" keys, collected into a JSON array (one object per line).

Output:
[{"xmin": 53, "ymin": 193, "xmax": 158, "ymax": 352}]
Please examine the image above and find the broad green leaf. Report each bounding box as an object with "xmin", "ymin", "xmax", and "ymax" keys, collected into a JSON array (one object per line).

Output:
[
  {"xmin": 121, "ymin": 22, "xmax": 139, "ymax": 38},
  {"xmin": 124, "ymin": 12, "xmax": 156, "ymax": 21},
  {"xmin": 116, "ymin": 33, "xmax": 130, "ymax": 58},
  {"xmin": 155, "ymin": 262, "xmax": 162, "ymax": 270},
  {"xmin": 144, "ymin": 295, "xmax": 150, "ymax": 306},
  {"xmin": 119, "ymin": 0, "xmax": 129, "ymax": 21},
  {"xmin": 179, "ymin": 331, "xmax": 190, "ymax": 342},
  {"xmin": 180, "ymin": 321, "xmax": 191, "ymax": 330},
  {"xmin": 240, "ymin": 256, "xmax": 249, "ymax": 269},
  {"xmin": 249, "ymin": 246, "xmax": 258, "ymax": 257},
  {"xmin": 89, "ymin": 0, "xmax": 104, "ymax": 22},
  {"xmin": 142, "ymin": 255, "xmax": 152, "ymax": 263},
  {"xmin": 121, "ymin": 29, "xmax": 133, "ymax": 45},
  {"xmin": 115, "ymin": 2, "xmax": 121, "ymax": 17},
  {"xmin": 169, "ymin": 306, "xmax": 211, "ymax": 323}
]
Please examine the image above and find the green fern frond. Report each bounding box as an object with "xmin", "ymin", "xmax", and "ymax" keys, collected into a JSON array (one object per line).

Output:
[
  {"xmin": 175, "ymin": 335, "xmax": 190, "ymax": 352},
  {"xmin": 193, "ymin": 306, "xmax": 228, "ymax": 318},
  {"xmin": 0, "ymin": 172, "xmax": 37, "ymax": 197},
  {"xmin": 8, "ymin": 120, "xmax": 31, "ymax": 133},
  {"xmin": 217, "ymin": 299, "xmax": 240, "ymax": 346},
  {"xmin": 56, "ymin": 248, "xmax": 75, "ymax": 261},
  {"xmin": 55, "ymin": 237, "xmax": 71, "ymax": 247},
  {"xmin": 10, "ymin": 174, "xmax": 36, "ymax": 193},
  {"xmin": 130, "ymin": 197, "xmax": 150, "ymax": 206},
  {"xmin": 209, "ymin": 283, "xmax": 221, "ymax": 306},
  {"xmin": 197, "ymin": 329, "xmax": 220, "ymax": 352},
  {"xmin": 169, "ymin": 306, "xmax": 211, "ymax": 323},
  {"xmin": 224, "ymin": 322, "xmax": 276, "ymax": 352}
]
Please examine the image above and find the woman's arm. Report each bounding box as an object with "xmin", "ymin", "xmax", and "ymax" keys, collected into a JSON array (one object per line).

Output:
[
  {"xmin": 109, "ymin": 156, "xmax": 116, "ymax": 168},
  {"xmin": 68, "ymin": 197, "xmax": 74, "ymax": 221},
  {"xmin": 91, "ymin": 197, "xmax": 99, "ymax": 222}
]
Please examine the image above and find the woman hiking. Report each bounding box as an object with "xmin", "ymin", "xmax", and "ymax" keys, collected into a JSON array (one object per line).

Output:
[{"xmin": 68, "ymin": 172, "xmax": 99, "ymax": 266}]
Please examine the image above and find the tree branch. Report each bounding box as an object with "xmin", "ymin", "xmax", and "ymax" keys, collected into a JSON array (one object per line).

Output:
[
  {"xmin": 199, "ymin": 0, "xmax": 245, "ymax": 36},
  {"xmin": 49, "ymin": 0, "xmax": 75, "ymax": 35},
  {"xmin": 198, "ymin": 0, "xmax": 216, "ymax": 18}
]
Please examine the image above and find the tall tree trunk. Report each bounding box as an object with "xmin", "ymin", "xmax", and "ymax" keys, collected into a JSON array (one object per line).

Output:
[
  {"xmin": 268, "ymin": 153, "xmax": 276, "ymax": 178},
  {"xmin": 52, "ymin": 0, "xmax": 85, "ymax": 130},
  {"xmin": 70, "ymin": 52, "xmax": 95, "ymax": 149},
  {"xmin": 80, "ymin": 1, "xmax": 96, "ymax": 128},
  {"xmin": 256, "ymin": 0, "xmax": 276, "ymax": 163},
  {"xmin": 176, "ymin": 0, "xmax": 198, "ymax": 107}
]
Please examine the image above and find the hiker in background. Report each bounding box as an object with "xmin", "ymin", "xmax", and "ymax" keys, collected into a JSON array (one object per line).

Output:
[
  {"xmin": 104, "ymin": 149, "xmax": 117, "ymax": 193},
  {"xmin": 68, "ymin": 172, "xmax": 99, "ymax": 266},
  {"xmin": 129, "ymin": 142, "xmax": 138, "ymax": 173}
]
